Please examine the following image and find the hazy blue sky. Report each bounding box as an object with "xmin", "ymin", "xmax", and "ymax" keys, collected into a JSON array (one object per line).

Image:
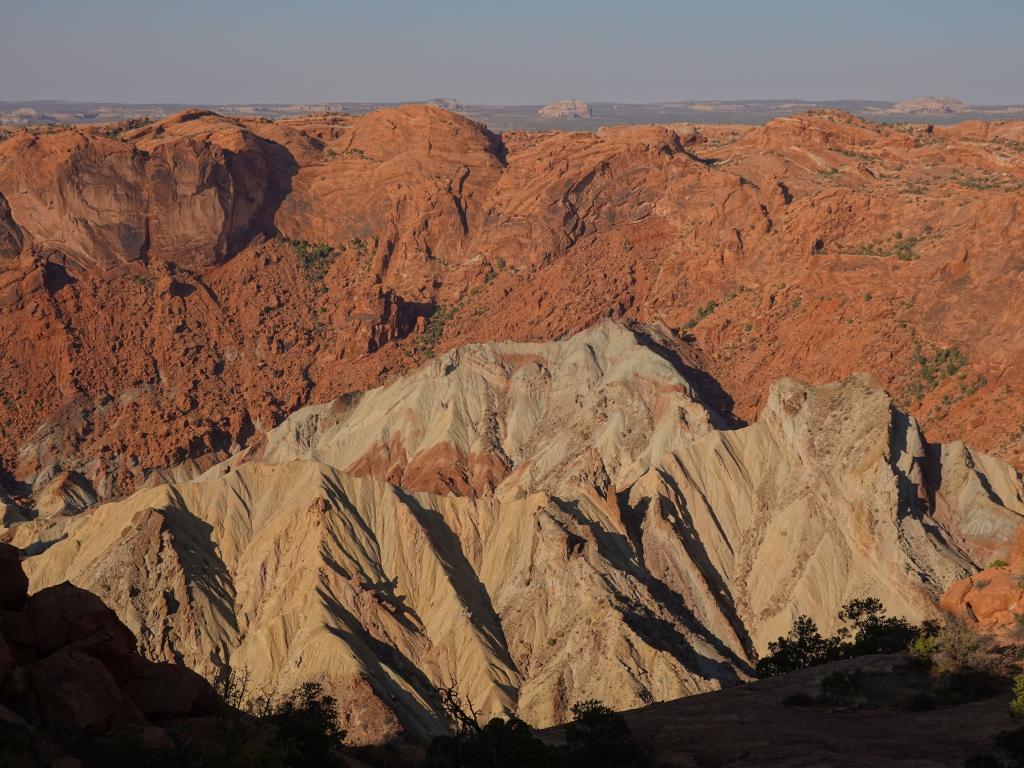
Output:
[{"xmin": 2, "ymin": 0, "xmax": 1022, "ymax": 104}]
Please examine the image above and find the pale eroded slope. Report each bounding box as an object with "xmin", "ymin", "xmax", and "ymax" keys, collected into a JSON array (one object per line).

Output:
[{"xmin": 6, "ymin": 321, "xmax": 1022, "ymax": 743}]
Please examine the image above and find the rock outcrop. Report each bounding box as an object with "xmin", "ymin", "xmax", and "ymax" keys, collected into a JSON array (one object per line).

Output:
[
  {"xmin": 541, "ymin": 652, "xmax": 1015, "ymax": 767},
  {"xmin": 7, "ymin": 323, "xmax": 1022, "ymax": 744},
  {"xmin": 0, "ymin": 110, "xmax": 283, "ymax": 276},
  {"xmin": 941, "ymin": 523, "xmax": 1024, "ymax": 639},
  {"xmin": 0, "ymin": 542, "xmax": 217, "ymax": 754}
]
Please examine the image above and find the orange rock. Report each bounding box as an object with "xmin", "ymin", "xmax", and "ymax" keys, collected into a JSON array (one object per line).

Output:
[
  {"xmin": 1, "ymin": 105, "xmax": 1023, "ymax": 505},
  {"xmin": 941, "ymin": 523, "xmax": 1024, "ymax": 637}
]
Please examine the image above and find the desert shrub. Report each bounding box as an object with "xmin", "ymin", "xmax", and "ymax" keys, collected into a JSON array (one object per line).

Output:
[
  {"xmin": 682, "ymin": 299, "xmax": 720, "ymax": 329},
  {"xmin": 263, "ymin": 682, "xmax": 346, "ymax": 766},
  {"xmin": 1011, "ymin": 675, "xmax": 1024, "ymax": 718},
  {"xmin": 1012, "ymin": 615, "xmax": 1024, "ymax": 642},
  {"xmin": 50, "ymin": 672, "xmax": 348, "ymax": 768},
  {"xmin": 990, "ymin": 560, "xmax": 1011, "ymax": 569},
  {"xmin": 756, "ymin": 598, "xmax": 917, "ymax": 677},
  {"xmin": 565, "ymin": 699, "xmax": 648, "ymax": 768},
  {"xmin": 820, "ymin": 670, "xmax": 862, "ymax": 704},
  {"xmin": 426, "ymin": 717, "xmax": 563, "ymax": 768},
  {"xmin": 208, "ymin": 671, "xmax": 347, "ymax": 767},
  {"xmin": 416, "ymin": 305, "xmax": 452, "ymax": 356},
  {"xmin": 755, "ymin": 615, "xmax": 842, "ymax": 676},
  {"xmin": 933, "ymin": 672, "xmax": 1002, "ymax": 706},
  {"xmin": 287, "ymin": 239, "xmax": 337, "ymax": 286},
  {"xmin": 425, "ymin": 687, "xmax": 647, "ymax": 768},
  {"xmin": 911, "ymin": 618, "xmax": 1005, "ymax": 677},
  {"xmin": 838, "ymin": 597, "xmax": 918, "ymax": 654}
]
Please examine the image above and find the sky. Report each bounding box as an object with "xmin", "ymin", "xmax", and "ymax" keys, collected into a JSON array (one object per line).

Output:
[{"xmin": 2, "ymin": 0, "xmax": 1022, "ymax": 105}]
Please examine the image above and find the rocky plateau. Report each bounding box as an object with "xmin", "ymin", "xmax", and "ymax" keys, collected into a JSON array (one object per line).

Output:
[{"xmin": 1, "ymin": 104, "xmax": 1023, "ymax": 753}]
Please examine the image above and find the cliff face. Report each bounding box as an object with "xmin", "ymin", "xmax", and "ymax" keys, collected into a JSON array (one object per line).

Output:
[
  {"xmin": 1, "ymin": 106, "xmax": 1022, "ymax": 504},
  {"xmin": 5, "ymin": 323, "xmax": 1021, "ymax": 744}
]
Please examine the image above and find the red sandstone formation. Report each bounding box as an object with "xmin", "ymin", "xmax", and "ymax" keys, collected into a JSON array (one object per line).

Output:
[
  {"xmin": 0, "ymin": 106, "xmax": 1022, "ymax": 505},
  {"xmin": 941, "ymin": 524, "xmax": 1024, "ymax": 640}
]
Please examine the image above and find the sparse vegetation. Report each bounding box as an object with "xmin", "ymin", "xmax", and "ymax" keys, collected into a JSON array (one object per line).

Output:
[
  {"xmin": 89, "ymin": 670, "xmax": 349, "ymax": 767},
  {"xmin": 910, "ymin": 618, "xmax": 1008, "ymax": 681},
  {"xmin": 1010, "ymin": 675, "xmax": 1024, "ymax": 718},
  {"xmin": 951, "ymin": 169, "xmax": 1024, "ymax": 193},
  {"xmin": 565, "ymin": 699, "xmax": 648, "ymax": 768},
  {"xmin": 425, "ymin": 680, "xmax": 649, "ymax": 768},
  {"xmin": 416, "ymin": 305, "xmax": 454, "ymax": 357},
  {"xmin": 819, "ymin": 669, "xmax": 863, "ymax": 706},
  {"xmin": 287, "ymin": 238, "xmax": 338, "ymax": 289},
  {"xmin": 907, "ymin": 339, "xmax": 969, "ymax": 402},
  {"xmin": 683, "ymin": 299, "xmax": 720, "ymax": 330},
  {"xmin": 210, "ymin": 670, "xmax": 347, "ymax": 767},
  {"xmin": 839, "ymin": 228, "xmax": 934, "ymax": 261},
  {"xmin": 756, "ymin": 597, "xmax": 917, "ymax": 677}
]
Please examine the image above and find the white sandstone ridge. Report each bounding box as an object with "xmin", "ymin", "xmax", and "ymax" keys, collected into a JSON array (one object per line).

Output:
[
  {"xmin": 537, "ymin": 99, "xmax": 592, "ymax": 119},
  {"xmin": 6, "ymin": 321, "xmax": 1023, "ymax": 744}
]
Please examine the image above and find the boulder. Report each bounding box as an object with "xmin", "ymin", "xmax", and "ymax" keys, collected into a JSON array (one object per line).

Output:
[
  {"xmin": 31, "ymin": 648, "xmax": 143, "ymax": 731},
  {"xmin": 27, "ymin": 582, "xmax": 137, "ymax": 656}
]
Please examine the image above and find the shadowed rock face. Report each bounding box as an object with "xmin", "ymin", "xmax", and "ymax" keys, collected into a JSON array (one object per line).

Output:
[
  {"xmin": 6, "ymin": 323, "xmax": 1021, "ymax": 745},
  {"xmin": 0, "ymin": 542, "xmax": 218, "ymax": 746}
]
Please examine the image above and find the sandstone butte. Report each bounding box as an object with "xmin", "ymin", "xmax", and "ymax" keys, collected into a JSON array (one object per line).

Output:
[
  {"xmin": 537, "ymin": 99, "xmax": 593, "ymax": 118},
  {"xmin": 1, "ymin": 105, "xmax": 1024, "ymax": 746},
  {"xmin": 4, "ymin": 322, "xmax": 1022, "ymax": 745}
]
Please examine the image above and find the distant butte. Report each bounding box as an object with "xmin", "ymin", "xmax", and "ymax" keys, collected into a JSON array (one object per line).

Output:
[{"xmin": 537, "ymin": 98, "xmax": 592, "ymax": 118}]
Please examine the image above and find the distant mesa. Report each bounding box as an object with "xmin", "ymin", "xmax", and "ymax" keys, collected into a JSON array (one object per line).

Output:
[
  {"xmin": 887, "ymin": 96, "xmax": 969, "ymax": 115},
  {"xmin": 538, "ymin": 99, "xmax": 592, "ymax": 118},
  {"xmin": 426, "ymin": 97, "xmax": 465, "ymax": 111},
  {"xmin": 689, "ymin": 102, "xmax": 750, "ymax": 113}
]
